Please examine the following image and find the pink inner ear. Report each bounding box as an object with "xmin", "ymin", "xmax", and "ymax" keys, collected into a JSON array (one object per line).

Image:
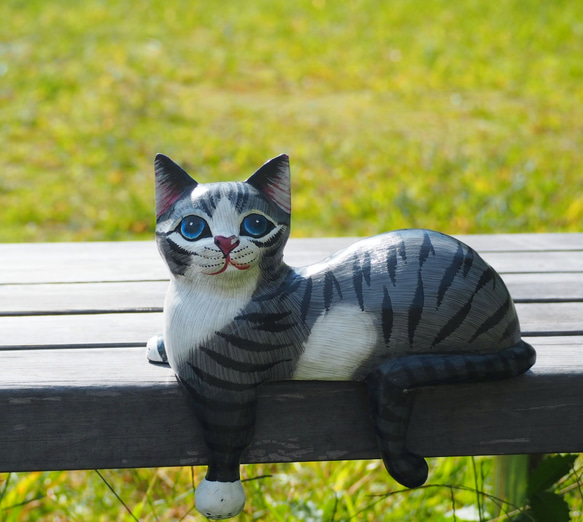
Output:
[
  {"xmin": 154, "ymin": 153, "xmax": 198, "ymax": 219},
  {"xmin": 156, "ymin": 189, "xmax": 185, "ymax": 219},
  {"xmin": 246, "ymin": 154, "xmax": 292, "ymax": 214},
  {"xmin": 263, "ymin": 179, "xmax": 291, "ymax": 214}
]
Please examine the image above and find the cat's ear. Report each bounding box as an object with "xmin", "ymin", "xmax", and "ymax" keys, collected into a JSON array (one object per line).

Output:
[
  {"xmin": 155, "ymin": 154, "xmax": 198, "ymax": 218},
  {"xmin": 246, "ymin": 154, "xmax": 291, "ymax": 214}
]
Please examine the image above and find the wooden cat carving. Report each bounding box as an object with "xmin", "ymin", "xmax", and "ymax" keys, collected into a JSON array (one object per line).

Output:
[{"xmin": 148, "ymin": 153, "xmax": 536, "ymax": 520}]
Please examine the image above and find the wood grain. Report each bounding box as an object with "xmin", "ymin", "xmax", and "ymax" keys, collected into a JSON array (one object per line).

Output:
[
  {"xmin": 1, "ymin": 302, "xmax": 582, "ymax": 348},
  {"xmin": 0, "ymin": 234, "xmax": 582, "ymax": 473},
  {"xmin": 2, "ymin": 235, "xmax": 582, "ymax": 284},
  {"xmin": 2, "ymin": 273, "xmax": 582, "ymax": 315},
  {"xmin": 0, "ymin": 340, "xmax": 582, "ymax": 472}
]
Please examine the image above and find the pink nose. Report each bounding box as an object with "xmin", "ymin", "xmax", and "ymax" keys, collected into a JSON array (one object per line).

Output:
[{"xmin": 214, "ymin": 235, "xmax": 240, "ymax": 256}]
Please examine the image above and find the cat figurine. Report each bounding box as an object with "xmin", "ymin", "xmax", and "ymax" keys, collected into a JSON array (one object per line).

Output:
[{"xmin": 147, "ymin": 153, "xmax": 536, "ymax": 520}]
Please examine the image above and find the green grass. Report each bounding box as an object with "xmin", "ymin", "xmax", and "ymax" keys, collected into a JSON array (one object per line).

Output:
[
  {"xmin": 1, "ymin": 0, "xmax": 582, "ymax": 242},
  {"xmin": 1, "ymin": 0, "xmax": 583, "ymax": 519},
  {"xmin": 1, "ymin": 457, "xmax": 582, "ymax": 521}
]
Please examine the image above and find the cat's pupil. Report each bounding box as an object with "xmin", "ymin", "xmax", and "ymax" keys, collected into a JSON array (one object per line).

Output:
[
  {"xmin": 180, "ymin": 216, "xmax": 209, "ymax": 241},
  {"xmin": 241, "ymin": 214, "xmax": 273, "ymax": 238}
]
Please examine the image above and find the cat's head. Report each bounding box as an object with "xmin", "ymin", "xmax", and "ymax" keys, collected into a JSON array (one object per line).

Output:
[{"xmin": 154, "ymin": 153, "xmax": 291, "ymax": 286}]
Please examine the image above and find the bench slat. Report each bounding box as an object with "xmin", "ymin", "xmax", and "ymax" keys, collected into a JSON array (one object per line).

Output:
[
  {"xmin": 1, "ymin": 272, "xmax": 583, "ymax": 315},
  {"xmin": 0, "ymin": 339, "xmax": 581, "ymax": 473},
  {"xmin": 2, "ymin": 236, "xmax": 582, "ymax": 285},
  {"xmin": 1, "ymin": 301, "xmax": 582, "ymax": 349}
]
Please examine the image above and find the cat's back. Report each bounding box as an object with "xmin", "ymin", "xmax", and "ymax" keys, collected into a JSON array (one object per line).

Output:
[{"xmin": 295, "ymin": 229, "xmax": 521, "ymax": 367}]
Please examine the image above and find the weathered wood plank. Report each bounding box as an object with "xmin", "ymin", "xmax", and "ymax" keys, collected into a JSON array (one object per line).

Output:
[
  {"xmin": 1, "ymin": 302, "xmax": 581, "ymax": 348},
  {"xmin": 0, "ymin": 281, "xmax": 168, "ymax": 315},
  {"xmin": 0, "ymin": 234, "xmax": 581, "ymax": 474},
  {"xmin": 2, "ymin": 235, "xmax": 582, "ymax": 284},
  {"xmin": 1, "ymin": 272, "xmax": 583, "ymax": 315},
  {"xmin": 0, "ymin": 339, "xmax": 581, "ymax": 472},
  {"xmin": 0, "ymin": 313, "xmax": 164, "ymax": 348}
]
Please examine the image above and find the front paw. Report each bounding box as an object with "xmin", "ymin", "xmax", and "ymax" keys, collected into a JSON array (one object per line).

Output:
[
  {"xmin": 195, "ymin": 478, "xmax": 246, "ymax": 520},
  {"xmin": 146, "ymin": 334, "xmax": 168, "ymax": 364}
]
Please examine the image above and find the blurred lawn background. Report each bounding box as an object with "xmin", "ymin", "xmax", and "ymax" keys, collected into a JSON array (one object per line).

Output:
[
  {"xmin": 1, "ymin": 0, "xmax": 582, "ymax": 243},
  {"xmin": 1, "ymin": 0, "xmax": 583, "ymax": 520}
]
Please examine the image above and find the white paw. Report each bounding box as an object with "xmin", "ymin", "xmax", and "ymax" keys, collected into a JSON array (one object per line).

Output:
[
  {"xmin": 146, "ymin": 334, "xmax": 167, "ymax": 363},
  {"xmin": 195, "ymin": 478, "xmax": 246, "ymax": 520}
]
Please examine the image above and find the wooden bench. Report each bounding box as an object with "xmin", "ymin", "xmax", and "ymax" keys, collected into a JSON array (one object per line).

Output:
[{"xmin": 1, "ymin": 233, "xmax": 582, "ymax": 473}]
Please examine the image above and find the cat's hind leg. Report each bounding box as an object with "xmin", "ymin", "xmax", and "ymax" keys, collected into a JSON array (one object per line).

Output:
[
  {"xmin": 365, "ymin": 341, "xmax": 536, "ymax": 488},
  {"xmin": 146, "ymin": 333, "xmax": 169, "ymax": 364}
]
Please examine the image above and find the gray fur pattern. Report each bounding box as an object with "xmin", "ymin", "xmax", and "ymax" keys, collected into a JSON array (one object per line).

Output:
[{"xmin": 150, "ymin": 153, "xmax": 536, "ymax": 520}]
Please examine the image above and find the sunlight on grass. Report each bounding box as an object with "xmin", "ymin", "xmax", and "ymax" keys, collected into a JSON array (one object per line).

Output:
[
  {"xmin": 1, "ymin": 0, "xmax": 581, "ymax": 241},
  {"xmin": 2, "ymin": 458, "xmax": 581, "ymax": 521}
]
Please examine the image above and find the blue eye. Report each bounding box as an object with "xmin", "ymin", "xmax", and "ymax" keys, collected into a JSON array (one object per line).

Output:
[
  {"xmin": 241, "ymin": 214, "xmax": 274, "ymax": 238},
  {"xmin": 179, "ymin": 216, "xmax": 209, "ymax": 241}
]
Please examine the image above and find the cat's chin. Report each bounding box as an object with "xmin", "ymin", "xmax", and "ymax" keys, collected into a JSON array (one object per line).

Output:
[
  {"xmin": 183, "ymin": 263, "xmax": 261, "ymax": 294},
  {"xmin": 207, "ymin": 260, "xmax": 251, "ymax": 276}
]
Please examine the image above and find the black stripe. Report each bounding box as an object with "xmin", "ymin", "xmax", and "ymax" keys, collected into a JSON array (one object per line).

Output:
[
  {"xmin": 235, "ymin": 311, "xmax": 296, "ymax": 333},
  {"xmin": 501, "ymin": 353, "xmax": 514, "ymax": 375},
  {"xmin": 483, "ymin": 354, "xmax": 504, "ymax": 377},
  {"xmin": 382, "ymin": 286, "xmax": 393, "ymax": 347},
  {"xmin": 463, "ymin": 358, "xmax": 483, "ymax": 380},
  {"xmin": 437, "ymin": 243, "xmax": 464, "ymax": 307},
  {"xmin": 408, "ymin": 271, "xmax": 424, "ymax": 346},
  {"xmin": 416, "ymin": 359, "xmax": 439, "ymax": 384},
  {"xmin": 187, "ymin": 362, "xmax": 263, "ymax": 391},
  {"xmin": 397, "ymin": 237, "xmax": 407, "ymax": 262},
  {"xmin": 216, "ymin": 331, "xmax": 292, "ymax": 352},
  {"xmin": 324, "ymin": 270, "xmax": 342, "ymax": 311},
  {"xmin": 418, "ymin": 232, "xmax": 435, "ymax": 267},
  {"xmin": 475, "ymin": 266, "xmax": 496, "ymax": 293},
  {"xmin": 179, "ymin": 379, "xmax": 256, "ymax": 412},
  {"xmin": 234, "ymin": 184, "xmax": 250, "ymax": 212},
  {"xmin": 499, "ymin": 316, "xmax": 519, "ymax": 344},
  {"xmin": 362, "ymin": 251, "xmax": 372, "ymax": 285},
  {"xmin": 205, "ymin": 436, "xmax": 253, "ymax": 454},
  {"xmin": 375, "ymin": 406, "xmax": 410, "ymax": 426},
  {"xmin": 386, "ymin": 244, "xmax": 398, "ymax": 286},
  {"xmin": 208, "ymin": 190, "xmax": 218, "ymax": 211},
  {"xmin": 386, "ymin": 238, "xmax": 407, "ymax": 286},
  {"xmin": 166, "ymin": 237, "xmax": 192, "ymax": 257},
  {"xmin": 198, "ymin": 197, "xmax": 213, "ymax": 217},
  {"xmin": 250, "ymin": 227, "xmax": 285, "ymax": 249},
  {"xmin": 353, "ymin": 255, "xmax": 365, "ymax": 311},
  {"xmin": 462, "ymin": 247, "xmax": 474, "ymax": 277},
  {"xmin": 200, "ymin": 345, "xmax": 292, "ymax": 373},
  {"xmin": 279, "ymin": 274, "xmax": 303, "ymax": 300},
  {"xmin": 163, "ymin": 239, "xmax": 192, "ymax": 275},
  {"xmin": 301, "ymin": 277, "xmax": 313, "ymax": 321},
  {"xmin": 442, "ymin": 356, "xmax": 463, "ymax": 382},
  {"xmin": 253, "ymin": 272, "xmax": 300, "ymax": 302},
  {"xmin": 469, "ymin": 296, "xmax": 512, "ymax": 342},
  {"xmin": 432, "ymin": 297, "xmax": 473, "ymax": 347},
  {"xmin": 203, "ymin": 430, "xmax": 255, "ymax": 452}
]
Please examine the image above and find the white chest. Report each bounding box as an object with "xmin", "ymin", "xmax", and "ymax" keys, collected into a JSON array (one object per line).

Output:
[{"xmin": 163, "ymin": 280, "xmax": 249, "ymax": 370}]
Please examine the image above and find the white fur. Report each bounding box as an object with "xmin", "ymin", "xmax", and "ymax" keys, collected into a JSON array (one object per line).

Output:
[
  {"xmin": 163, "ymin": 277, "xmax": 253, "ymax": 370},
  {"xmin": 195, "ymin": 478, "xmax": 246, "ymax": 520},
  {"xmin": 293, "ymin": 305, "xmax": 378, "ymax": 380},
  {"xmin": 146, "ymin": 335, "xmax": 165, "ymax": 363}
]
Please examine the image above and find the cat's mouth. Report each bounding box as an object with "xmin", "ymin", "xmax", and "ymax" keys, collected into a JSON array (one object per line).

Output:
[{"xmin": 208, "ymin": 256, "xmax": 251, "ymax": 276}]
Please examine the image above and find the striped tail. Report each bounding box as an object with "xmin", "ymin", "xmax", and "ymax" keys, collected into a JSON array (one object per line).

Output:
[{"xmin": 365, "ymin": 341, "xmax": 536, "ymax": 488}]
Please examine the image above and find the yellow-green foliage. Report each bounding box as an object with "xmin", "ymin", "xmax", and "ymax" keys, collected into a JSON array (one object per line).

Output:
[{"xmin": 1, "ymin": 0, "xmax": 582, "ymax": 242}]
